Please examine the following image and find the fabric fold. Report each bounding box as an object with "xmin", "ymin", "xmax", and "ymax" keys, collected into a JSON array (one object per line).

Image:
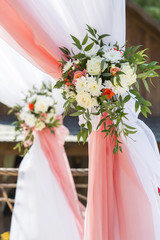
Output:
[
  {"xmin": 38, "ymin": 116, "xmax": 84, "ymax": 238},
  {"xmin": 85, "ymin": 114, "xmax": 155, "ymax": 240}
]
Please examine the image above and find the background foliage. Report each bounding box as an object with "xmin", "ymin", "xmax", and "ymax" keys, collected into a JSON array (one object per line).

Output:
[{"xmin": 132, "ymin": 0, "xmax": 160, "ymax": 22}]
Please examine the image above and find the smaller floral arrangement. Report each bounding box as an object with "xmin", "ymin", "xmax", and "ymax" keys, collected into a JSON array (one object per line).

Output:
[
  {"xmin": 9, "ymin": 82, "xmax": 60, "ymax": 155},
  {"xmin": 55, "ymin": 25, "xmax": 160, "ymax": 153}
]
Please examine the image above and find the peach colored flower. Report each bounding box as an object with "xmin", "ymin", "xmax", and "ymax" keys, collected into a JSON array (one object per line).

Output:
[
  {"xmin": 73, "ymin": 70, "xmax": 86, "ymax": 85},
  {"xmin": 110, "ymin": 66, "xmax": 120, "ymax": 76}
]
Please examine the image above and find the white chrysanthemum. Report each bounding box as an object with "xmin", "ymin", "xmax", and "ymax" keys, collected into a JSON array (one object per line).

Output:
[
  {"xmin": 75, "ymin": 76, "xmax": 87, "ymax": 93},
  {"xmin": 84, "ymin": 45, "xmax": 100, "ymax": 57},
  {"xmin": 87, "ymin": 76, "xmax": 101, "ymax": 96},
  {"xmin": 35, "ymin": 121, "xmax": 46, "ymax": 131},
  {"xmin": 104, "ymin": 49, "xmax": 123, "ymax": 63},
  {"xmin": 63, "ymin": 60, "xmax": 72, "ymax": 73},
  {"xmin": 103, "ymin": 80, "xmax": 114, "ymax": 89},
  {"xmin": 25, "ymin": 113, "xmax": 36, "ymax": 127},
  {"xmin": 102, "ymin": 45, "xmax": 112, "ymax": 53},
  {"xmin": 87, "ymin": 57, "xmax": 107, "ymax": 75},
  {"xmin": 76, "ymin": 92, "xmax": 93, "ymax": 109},
  {"xmin": 34, "ymin": 96, "xmax": 50, "ymax": 113}
]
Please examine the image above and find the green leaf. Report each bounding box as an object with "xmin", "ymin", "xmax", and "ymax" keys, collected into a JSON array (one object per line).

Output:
[
  {"xmin": 144, "ymin": 106, "xmax": 151, "ymax": 115},
  {"xmin": 50, "ymin": 129, "xmax": 55, "ymax": 134},
  {"xmin": 113, "ymin": 145, "xmax": 118, "ymax": 154},
  {"xmin": 89, "ymin": 37, "xmax": 99, "ymax": 45},
  {"xmin": 141, "ymin": 106, "xmax": 147, "ymax": 118},
  {"xmin": 143, "ymin": 100, "xmax": 152, "ymax": 107},
  {"xmin": 124, "ymin": 124, "xmax": 136, "ymax": 130},
  {"xmin": 129, "ymin": 89, "xmax": 140, "ymax": 96},
  {"xmin": 82, "ymin": 128, "xmax": 88, "ymax": 144},
  {"xmin": 84, "ymin": 42, "xmax": 94, "ymax": 52},
  {"xmin": 142, "ymin": 79, "xmax": 150, "ymax": 92},
  {"xmin": 77, "ymin": 131, "xmax": 82, "ymax": 142},
  {"xmin": 87, "ymin": 121, "xmax": 92, "ymax": 134},
  {"xmin": 123, "ymin": 95, "xmax": 131, "ymax": 103},
  {"xmin": 70, "ymin": 112, "xmax": 83, "ymax": 117},
  {"xmin": 59, "ymin": 47, "xmax": 69, "ymax": 55},
  {"xmin": 101, "ymin": 58, "xmax": 106, "ymax": 71},
  {"xmin": 86, "ymin": 25, "xmax": 96, "ymax": 37},
  {"xmin": 71, "ymin": 35, "xmax": 81, "ymax": 45},
  {"xmin": 135, "ymin": 101, "xmax": 140, "ymax": 112},
  {"xmin": 102, "ymin": 73, "xmax": 112, "ymax": 77},
  {"xmin": 135, "ymin": 81, "xmax": 140, "ymax": 91},
  {"xmin": 8, "ymin": 108, "xmax": 14, "ymax": 115},
  {"xmin": 98, "ymin": 34, "xmax": 110, "ymax": 40},
  {"xmin": 82, "ymin": 34, "xmax": 88, "ymax": 45},
  {"xmin": 73, "ymin": 53, "xmax": 85, "ymax": 59},
  {"xmin": 54, "ymin": 81, "xmax": 63, "ymax": 88}
]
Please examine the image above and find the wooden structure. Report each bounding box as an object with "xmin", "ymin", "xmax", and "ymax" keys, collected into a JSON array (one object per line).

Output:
[
  {"xmin": 127, "ymin": 0, "xmax": 160, "ymax": 116},
  {"xmin": 0, "ymin": 168, "xmax": 88, "ymax": 213}
]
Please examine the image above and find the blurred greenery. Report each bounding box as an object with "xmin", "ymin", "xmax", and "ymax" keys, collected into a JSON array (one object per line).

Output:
[{"xmin": 132, "ymin": 0, "xmax": 160, "ymax": 22}]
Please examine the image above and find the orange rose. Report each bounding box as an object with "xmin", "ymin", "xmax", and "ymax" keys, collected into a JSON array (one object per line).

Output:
[
  {"xmin": 110, "ymin": 66, "xmax": 120, "ymax": 76},
  {"xmin": 64, "ymin": 78, "xmax": 72, "ymax": 86},
  {"xmin": 102, "ymin": 88, "xmax": 115, "ymax": 99},
  {"xmin": 28, "ymin": 103, "xmax": 34, "ymax": 111}
]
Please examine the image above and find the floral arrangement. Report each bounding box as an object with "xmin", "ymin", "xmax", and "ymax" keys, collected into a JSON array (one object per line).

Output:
[
  {"xmin": 9, "ymin": 82, "xmax": 60, "ymax": 155},
  {"xmin": 55, "ymin": 25, "xmax": 160, "ymax": 153}
]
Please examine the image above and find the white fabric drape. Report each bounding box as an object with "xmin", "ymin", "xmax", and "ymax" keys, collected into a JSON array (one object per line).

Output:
[{"xmin": 1, "ymin": 0, "xmax": 160, "ymax": 239}]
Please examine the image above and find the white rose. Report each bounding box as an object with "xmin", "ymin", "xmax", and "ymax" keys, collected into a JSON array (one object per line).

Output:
[
  {"xmin": 75, "ymin": 76, "xmax": 87, "ymax": 93},
  {"xmin": 25, "ymin": 113, "xmax": 36, "ymax": 127},
  {"xmin": 104, "ymin": 49, "xmax": 123, "ymax": 63},
  {"xmin": 76, "ymin": 92, "xmax": 93, "ymax": 109},
  {"xmin": 87, "ymin": 57, "xmax": 107, "ymax": 76},
  {"xmin": 87, "ymin": 76, "xmax": 101, "ymax": 97},
  {"xmin": 67, "ymin": 91, "xmax": 76, "ymax": 99},
  {"xmin": 35, "ymin": 96, "xmax": 49, "ymax": 113},
  {"xmin": 63, "ymin": 60, "xmax": 72, "ymax": 73},
  {"xmin": 90, "ymin": 98, "xmax": 98, "ymax": 108},
  {"xmin": 27, "ymin": 94, "xmax": 36, "ymax": 103},
  {"xmin": 23, "ymin": 104, "xmax": 29, "ymax": 113},
  {"xmin": 19, "ymin": 111, "xmax": 27, "ymax": 121},
  {"xmin": 121, "ymin": 63, "xmax": 137, "ymax": 86},
  {"xmin": 113, "ymin": 77, "xmax": 129, "ymax": 95},
  {"xmin": 35, "ymin": 121, "xmax": 46, "ymax": 131},
  {"xmin": 46, "ymin": 96, "xmax": 54, "ymax": 106}
]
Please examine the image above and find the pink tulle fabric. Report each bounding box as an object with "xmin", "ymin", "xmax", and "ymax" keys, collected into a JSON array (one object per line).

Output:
[
  {"xmin": 38, "ymin": 116, "xmax": 84, "ymax": 238},
  {"xmin": 0, "ymin": 0, "xmax": 61, "ymax": 78},
  {"xmin": 85, "ymin": 115, "xmax": 155, "ymax": 240}
]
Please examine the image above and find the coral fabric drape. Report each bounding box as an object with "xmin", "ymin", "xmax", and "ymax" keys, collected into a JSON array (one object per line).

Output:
[
  {"xmin": 0, "ymin": 0, "xmax": 61, "ymax": 78},
  {"xmin": 85, "ymin": 114, "xmax": 155, "ymax": 240},
  {"xmin": 39, "ymin": 117, "xmax": 84, "ymax": 238}
]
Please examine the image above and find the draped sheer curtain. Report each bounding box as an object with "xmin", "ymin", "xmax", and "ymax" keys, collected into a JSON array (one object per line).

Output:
[{"xmin": 1, "ymin": 1, "xmax": 160, "ymax": 240}]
